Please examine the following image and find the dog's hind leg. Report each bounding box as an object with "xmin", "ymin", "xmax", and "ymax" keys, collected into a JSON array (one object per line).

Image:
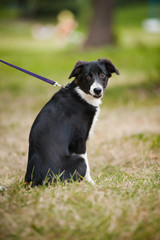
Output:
[
  {"xmin": 69, "ymin": 139, "xmax": 95, "ymax": 184},
  {"xmin": 62, "ymin": 154, "xmax": 87, "ymax": 182},
  {"xmin": 25, "ymin": 154, "xmax": 45, "ymax": 186}
]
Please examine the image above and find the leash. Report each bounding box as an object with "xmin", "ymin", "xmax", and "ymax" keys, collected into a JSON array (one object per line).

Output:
[{"xmin": 0, "ymin": 59, "xmax": 62, "ymax": 87}]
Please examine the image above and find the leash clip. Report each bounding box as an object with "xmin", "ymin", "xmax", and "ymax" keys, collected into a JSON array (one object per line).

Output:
[{"xmin": 53, "ymin": 82, "xmax": 62, "ymax": 87}]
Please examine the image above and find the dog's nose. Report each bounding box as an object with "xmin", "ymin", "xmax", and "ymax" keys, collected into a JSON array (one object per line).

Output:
[{"xmin": 93, "ymin": 87, "xmax": 102, "ymax": 95}]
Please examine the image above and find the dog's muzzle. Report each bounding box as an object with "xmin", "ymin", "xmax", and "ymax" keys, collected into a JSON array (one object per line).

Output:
[
  {"xmin": 93, "ymin": 87, "xmax": 103, "ymax": 98},
  {"xmin": 90, "ymin": 83, "xmax": 103, "ymax": 98}
]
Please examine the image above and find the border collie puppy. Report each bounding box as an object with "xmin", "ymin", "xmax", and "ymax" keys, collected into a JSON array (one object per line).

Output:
[{"xmin": 25, "ymin": 58, "xmax": 119, "ymax": 186}]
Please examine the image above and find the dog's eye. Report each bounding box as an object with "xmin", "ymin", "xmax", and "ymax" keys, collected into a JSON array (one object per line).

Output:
[
  {"xmin": 99, "ymin": 73, "xmax": 106, "ymax": 79},
  {"xmin": 86, "ymin": 75, "xmax": 92, "ymax": 81}
]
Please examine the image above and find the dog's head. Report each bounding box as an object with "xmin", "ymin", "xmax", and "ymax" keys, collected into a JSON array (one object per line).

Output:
[{"xmin": 69, "ymin": 58, "xmax": 119, "ymax": 99}]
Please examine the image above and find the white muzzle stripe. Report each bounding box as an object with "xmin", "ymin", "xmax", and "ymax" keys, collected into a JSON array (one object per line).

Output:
[{"xmin": 90, "ymin": 82, "xmax": 103, "ymax": 96}]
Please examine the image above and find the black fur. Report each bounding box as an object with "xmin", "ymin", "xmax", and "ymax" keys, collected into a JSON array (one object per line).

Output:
[{"xmin": 25, "ymin": 59, "xmax": 119, "ymax": 186}]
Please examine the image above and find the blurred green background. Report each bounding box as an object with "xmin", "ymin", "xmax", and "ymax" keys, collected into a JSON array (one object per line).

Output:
[{"xmin": 0, "ymin": 0, "xmax": 160, "ymax": 107}]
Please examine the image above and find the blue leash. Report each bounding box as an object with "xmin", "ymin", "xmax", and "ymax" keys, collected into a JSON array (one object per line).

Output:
[{"xmin": 0, "ymin": 59, "xmax": 62, "ymax": 87}]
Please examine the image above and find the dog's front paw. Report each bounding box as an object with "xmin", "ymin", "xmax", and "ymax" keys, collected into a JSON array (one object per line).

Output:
[
  {"xmin": 90, "ymin": 180, "xmax": 95, "ymax": 185},
  {"xmin": 90, "ymin": 180, "xmax": 96, "ymax": 186},
  {"xmin": 86, "ymin": 178, "xmax": 95, "ymax": 185}
]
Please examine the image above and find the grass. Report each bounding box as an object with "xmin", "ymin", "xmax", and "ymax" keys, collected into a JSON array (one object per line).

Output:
[{"xmin": 0, "ymin": 3, "xmax": 160, "ymax": 240}]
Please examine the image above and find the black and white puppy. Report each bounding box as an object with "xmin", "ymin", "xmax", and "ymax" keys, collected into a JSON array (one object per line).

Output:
[{"xmin": 25, "ymin": 58, "xmax": 119, "ymax": 186}]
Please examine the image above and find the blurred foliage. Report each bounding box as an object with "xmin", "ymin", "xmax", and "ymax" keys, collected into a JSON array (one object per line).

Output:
[
  {"xmin": 0, "ymin": 0, "xmax": 88, "ymax": 18},
  {"xmin": 0, "ymin": 0, "xmax": 148, "ymax": 19}
]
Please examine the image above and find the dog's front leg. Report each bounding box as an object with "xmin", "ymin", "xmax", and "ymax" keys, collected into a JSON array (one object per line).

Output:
[{"xmin": 80, "ymin": 153, "xmax": 95, "ymax": 185}]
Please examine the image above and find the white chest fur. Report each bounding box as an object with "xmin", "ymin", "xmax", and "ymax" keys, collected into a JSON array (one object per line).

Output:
[
  {"xmin": 75, "ymin": 87, "xmax": 102, "ymax": 107},
  {"xmin": 89, "ymin": 106, "xmax": 100, "ymax": 136},
  {"xmin": 75, "ymin": 86, "xmax": 101, "ymax": 137}
]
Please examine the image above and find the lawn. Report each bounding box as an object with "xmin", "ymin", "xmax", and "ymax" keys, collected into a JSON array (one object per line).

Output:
[{"xmin": 0, "ymin": 3, "xmax": 160, "ymax": 240}]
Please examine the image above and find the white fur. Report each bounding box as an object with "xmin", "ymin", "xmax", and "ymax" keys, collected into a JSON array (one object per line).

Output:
[
  {"xmin": 89, "ymin": 106, "xmax": 100, "ymax": 136},
  {"xmin": 80, "ymin": 153, "xmax": 95, "ymax": 185},
  {"xmin": 75, "ymin": 86, "xmax": 101, "ymax": 135},
  {"xmin": 75, "ymin": 87, "xmax": 102, "ymax": 107},
  {"xmin": 0, "ymin": 186, "xmax": 8, "ymax": 191}
]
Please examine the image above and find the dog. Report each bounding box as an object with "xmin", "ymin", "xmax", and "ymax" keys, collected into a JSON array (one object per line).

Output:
[{"xmin": 25, "ymin": 58, "xmax": 119, "ymax": 186}]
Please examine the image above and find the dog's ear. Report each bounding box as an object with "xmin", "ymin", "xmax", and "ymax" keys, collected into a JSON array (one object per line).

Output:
[
  {"xmin": 98, "ymin": 58, "xmax": 120, "ymax": 77},
  {"xmin": 68, "ymin": 60, "xmax": 88, "ymax": 79}
]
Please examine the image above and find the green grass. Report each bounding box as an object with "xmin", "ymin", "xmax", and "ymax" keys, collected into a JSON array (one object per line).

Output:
[
  {"xmin": 129, "ymin": 133, "xmax": 160, "ymax": 150},
  {"xmin": 0, "ymin": 3, "xmax": 160, "ymax": 240},
  {"xmin": 1, "ymin": 168, "xmax": 160, "ymax": 240},
  {"xmin": 0, "ymin": 45, "xmax": 159, "ymax": 109}
]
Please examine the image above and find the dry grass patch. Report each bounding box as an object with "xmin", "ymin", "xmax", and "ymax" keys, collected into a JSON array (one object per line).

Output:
[{"xmin": 0, "ymin": 93, "xmax": 160, "ymax": 240}]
